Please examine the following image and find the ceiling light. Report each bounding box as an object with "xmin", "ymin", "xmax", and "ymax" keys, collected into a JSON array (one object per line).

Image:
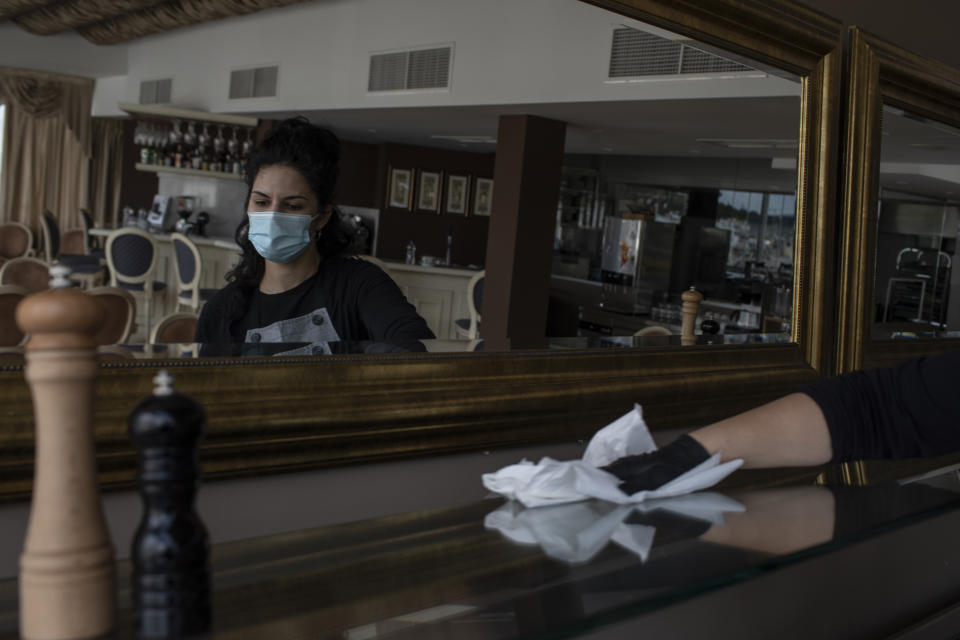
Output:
[
  {"xmin": 430, "ymin": 135, "xmax": 497, "ymax": 144},
  {"xmin": 697, "ymin": 138, "xmax": 798, "ymax": 150},
  {"xmin": 907, "ymin": 143, "xmax": 951, "ymax": 151}
]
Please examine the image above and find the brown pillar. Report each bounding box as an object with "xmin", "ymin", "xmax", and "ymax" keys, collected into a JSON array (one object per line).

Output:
[{"xmin": 482, "ymin": 115, "xmax": 566, "ymax": 350}]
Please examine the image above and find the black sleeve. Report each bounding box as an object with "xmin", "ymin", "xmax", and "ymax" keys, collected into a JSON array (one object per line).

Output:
[
  {"xmin": 194, "ymin": 287, "xmax": 233, "ymax": 344},
  {"xmin": 354, "ymin": 262, "xmax": 436, "ymax": 342},
  {"xmin": 802, "ymin": 350, "xmax": 960, "ymax": 461}
]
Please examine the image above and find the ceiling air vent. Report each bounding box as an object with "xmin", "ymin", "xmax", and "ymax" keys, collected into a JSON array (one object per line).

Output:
[
  {"xmin": 609, "ymin": 27, "xmax": 751, "ymax": 78},
  {"xmin": 680, "ymin": 46, "xmax": 751, "ymax": 74},
  {"xmin": 229, "ymin": 65, "xmax": 279, "ymax": 99},
  {"xmin": 139, "ymin": 78, "xmax": 172, "ymax": 104},
  {"xmin": 369, "ymin": 45, "xmax": 452, "ymax": 92}
]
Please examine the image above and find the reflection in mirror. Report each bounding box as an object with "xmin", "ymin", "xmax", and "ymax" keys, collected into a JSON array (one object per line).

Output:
[
  {"xmin": 1, "ymin": 1, "xmax": 804, "ymax": 355},
  {"xmin": 873, "ymin": 105, "xmax": 960, "ymax": 340}
]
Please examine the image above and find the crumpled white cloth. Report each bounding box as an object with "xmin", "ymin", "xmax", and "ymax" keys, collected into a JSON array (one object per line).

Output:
[
  {"xmin": 484, "ymin": 492, "xmax": 745, "ymax": 564},
  {"xmin": 482, "ymin": 404, "xmax": 744, "ymax": 508}
]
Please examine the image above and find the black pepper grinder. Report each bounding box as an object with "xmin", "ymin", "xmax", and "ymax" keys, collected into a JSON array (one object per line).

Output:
[{"xmin": 129, "ymin": 370, "xmax": 210, "ymax": 639}]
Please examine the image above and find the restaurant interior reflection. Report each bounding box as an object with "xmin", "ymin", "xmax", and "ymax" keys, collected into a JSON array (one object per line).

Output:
[
  {"xmin": 0, "ymin": 0, "xmax": 804, "ymax": 355},
  {"xmin": 873, "ymin": 106, "xmax": 960, "ymax": 340}
]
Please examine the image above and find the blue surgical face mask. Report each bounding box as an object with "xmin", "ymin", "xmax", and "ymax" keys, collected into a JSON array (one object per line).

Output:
[{"xmin": 247, "ymin": 211, "xmax": 317, "ymax": 263}]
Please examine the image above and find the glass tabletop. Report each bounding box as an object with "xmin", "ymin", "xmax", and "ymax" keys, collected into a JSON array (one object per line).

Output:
[
  {"xmin": 202, "ymin": 476, "xmax": 960, "ymax": 638},
  {"xmin": 3, "ymin": 466, "xmax": 960, "ymax": 638}
]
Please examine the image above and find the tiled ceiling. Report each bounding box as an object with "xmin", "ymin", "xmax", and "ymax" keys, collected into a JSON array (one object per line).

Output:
[{"xmin": 0, "ymin": 0, "xmax": 311, "ymax": 45}]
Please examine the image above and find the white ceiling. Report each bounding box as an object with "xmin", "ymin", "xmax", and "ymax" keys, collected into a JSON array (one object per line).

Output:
[
  {"xmin": 269, "ymin": 95, "xmax": 803, "ymax": 159},
  {"xmin": 5, "ymin": 0, "xmax": 960, "ymax": 200}
]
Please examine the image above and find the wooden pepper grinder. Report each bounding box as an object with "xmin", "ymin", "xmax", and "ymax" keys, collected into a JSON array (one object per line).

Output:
[
  {"xmin": 680, "ymin": 286, "xmax": 704, "ymax": 346},
  {"xmin": 130, "ymin": 370, "xmax": 210, "ymax": 639},
  {"xmin": 17, "ymin": 265, "xmax": 114, "ymax": 640}
]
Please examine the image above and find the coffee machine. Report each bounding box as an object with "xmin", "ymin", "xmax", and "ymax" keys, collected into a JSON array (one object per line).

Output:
[
  {"xmin": 173, "ymin": 196, "xmax": 198, "ymax": 234},
  {"xmin": 146, "ymin": 195, "xmax": 173, "ymax": 232}
]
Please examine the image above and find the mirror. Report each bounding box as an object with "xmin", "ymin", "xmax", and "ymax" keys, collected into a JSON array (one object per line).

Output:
[
  {"xmin": 0, "ymin": 0, "xmax": 841, "ymax": 499},
  {"xmin": 873, "ymin": 106, "xmax": 960, "ymax": 340},
  {"xmin": 837, "ymin": 27, "xmax": 960, "ymax": 372},
  {"xmin": 14, "ymin": 1, "xmax": 806, "ymax": 354}
]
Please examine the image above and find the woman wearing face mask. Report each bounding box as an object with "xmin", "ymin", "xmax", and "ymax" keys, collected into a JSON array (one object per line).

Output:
[{"xmin": 195, "ymin": 117, "xmax": 434, "ymax": 352}]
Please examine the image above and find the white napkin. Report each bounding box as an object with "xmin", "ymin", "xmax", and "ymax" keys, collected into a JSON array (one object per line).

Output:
[
  {"xmin": 482, "ymin": 404, "xmax": 743, "ymax": 508},
  {"xmin": 484, "ymin": 493, "xmax": 745, "ymax": 564}
]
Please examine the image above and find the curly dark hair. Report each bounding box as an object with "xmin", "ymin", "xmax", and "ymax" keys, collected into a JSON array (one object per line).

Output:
[{"xmin": 221, "ymin": 117, "xmax": 354, "ymax": 335}]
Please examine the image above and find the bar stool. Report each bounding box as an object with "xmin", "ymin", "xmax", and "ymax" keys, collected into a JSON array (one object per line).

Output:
[
  {"xmin": 171, "ymin": 233, "xmax": 218, "ymax": 312},
  {"xmin": 105, "ymin": 228, "xmax": 166, "ymax": 340}
]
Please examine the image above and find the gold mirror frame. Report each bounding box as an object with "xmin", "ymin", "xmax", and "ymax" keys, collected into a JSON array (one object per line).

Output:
[
  {"xmin": 0, "ymin": 0, "xmax": 842, "ymax": 501},
  {"xmin": 837, "ymin": 26, "xmax": 960, "ymax": 373},
  {"xmin": 833, "ymin": 27, "xmax": 960, "ymax": 485}
]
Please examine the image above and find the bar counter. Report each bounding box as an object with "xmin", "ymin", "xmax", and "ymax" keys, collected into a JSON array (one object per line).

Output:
[{"xmin": 3, "ymin": 455, "xmax": 960, "ymax": 639}]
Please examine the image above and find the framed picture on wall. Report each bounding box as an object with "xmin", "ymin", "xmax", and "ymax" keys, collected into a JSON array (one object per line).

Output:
[
  {"xmin": 416, "ymin": 170, "xmax": 443, "ymax": 212},
  {"xmin": 387, "ymin": 167, "xmax": 413, "ymax": 209},
  {"xmin": 473, "ymin": 178, "xmax": 494, "ymax": 216},
  {"xmin": 445, "ymin": 174, "xmax": 470, "ymax": 215}
]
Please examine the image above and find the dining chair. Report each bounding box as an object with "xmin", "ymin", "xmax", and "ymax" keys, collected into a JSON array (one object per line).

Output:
[
  {"xmin": 39, "ymin": 210, "xmax": 104, "ymax": 288},
  {"xmin": 150, "ymin": 312, "xmax": 199, "ymax": 344},
  {"xmin": 0, "ymin": 284, "xmax": 28, "ymax": 347},
  {"xmin": 170, "ymin": 233, "xmax": 218, "ymax": 312},
  {"xmin": 453, "ymin": 270, "xmax": 484, "ymax": 340},
  {"xmin": 150, "ymin": 311, "xmax": 200, "ymax": 358},
  {"xmin": 79, "ymin": 209, "xmax": 107, "ymax": 262},
  {"xmin": 634, "ymin": 325, "xmax": 671, "ymax": 337},
  {"xmin": 0, "ymin": 222, "xmax": 34, "ymax": 265},
  {"xmin": 96, "ymin": 345, "xmax": 136, "ymax": 361},
  {"xmin": 88, "ymin": 286, "xmax": 137, "ymax": 345},
  {"xmin": 0, "ymin": 257, "xmax": 51, "ymax": 293},
  {"xmin": 105, "ymin": 228, "xmax": 166, "ymax": 339}
]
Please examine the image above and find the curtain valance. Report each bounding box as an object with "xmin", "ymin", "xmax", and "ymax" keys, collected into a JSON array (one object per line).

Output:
[{"xmin": 0, "ymin": 67, "xmax": 94, "ymax": 155}]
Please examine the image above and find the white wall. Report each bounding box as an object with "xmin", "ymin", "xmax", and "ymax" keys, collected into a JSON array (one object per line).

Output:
[{"xmin": 102, "ymin": 0, "xmax": 797, "ymax": 117}]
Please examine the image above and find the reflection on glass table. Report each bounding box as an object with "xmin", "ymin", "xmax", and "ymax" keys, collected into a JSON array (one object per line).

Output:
[{"xmin": 5, "ymin": 466, "xmax": 960, "ymax": 638}]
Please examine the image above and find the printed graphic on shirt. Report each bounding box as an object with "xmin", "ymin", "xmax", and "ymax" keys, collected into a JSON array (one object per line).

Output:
[
  {"xmin": 274, "ymin": 342, "xmax": 334, "ymax": 356},
  {"xmin": 244, "ymin": 307, "xmax": 341, "ymax": 344}
]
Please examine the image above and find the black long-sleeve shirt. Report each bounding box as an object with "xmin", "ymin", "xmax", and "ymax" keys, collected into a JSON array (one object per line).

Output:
[
  {"xmin": 196, "ymin": 257, "xmax": 434, "ymax": 350},
  {"xmin": 803, "ymin": 350, "xmax": 960, "ymax": 462}
]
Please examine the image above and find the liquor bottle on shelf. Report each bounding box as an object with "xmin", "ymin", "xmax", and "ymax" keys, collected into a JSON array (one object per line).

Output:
[{"xmin": 213, "ymin": 125, "xmax": 225, "ymax": 171}]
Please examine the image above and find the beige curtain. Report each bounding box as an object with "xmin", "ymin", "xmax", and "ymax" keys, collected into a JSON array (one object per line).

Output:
[
  {"xmin": 88, "ymin": 118, "xmax": 124, "ymax": 228},
  {"xmin": 0, "ymin": 67, "xmax": 94, "ymax": 237}
]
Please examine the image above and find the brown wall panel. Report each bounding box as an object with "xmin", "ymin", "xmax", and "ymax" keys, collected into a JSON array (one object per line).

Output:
[
  {"xmin": 365, "ymin": 143, "xmax": 494, "ymax": 267},
  {"xmin": 117, "ymin": 119, "xmax": 159, "ymax": 220}
]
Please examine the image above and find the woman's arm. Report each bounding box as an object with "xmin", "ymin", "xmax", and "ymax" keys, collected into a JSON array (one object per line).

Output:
[
  {"xmin": 604, "ymin": 351, "xmax": 960, "ymax": 490},
  {"xmin": 354, "ymin": 262, "xmax": 435, "ymax": 342},
  {"xmin": 690, "ymin": 393, "xmax": 833, "ymax": 468}
]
